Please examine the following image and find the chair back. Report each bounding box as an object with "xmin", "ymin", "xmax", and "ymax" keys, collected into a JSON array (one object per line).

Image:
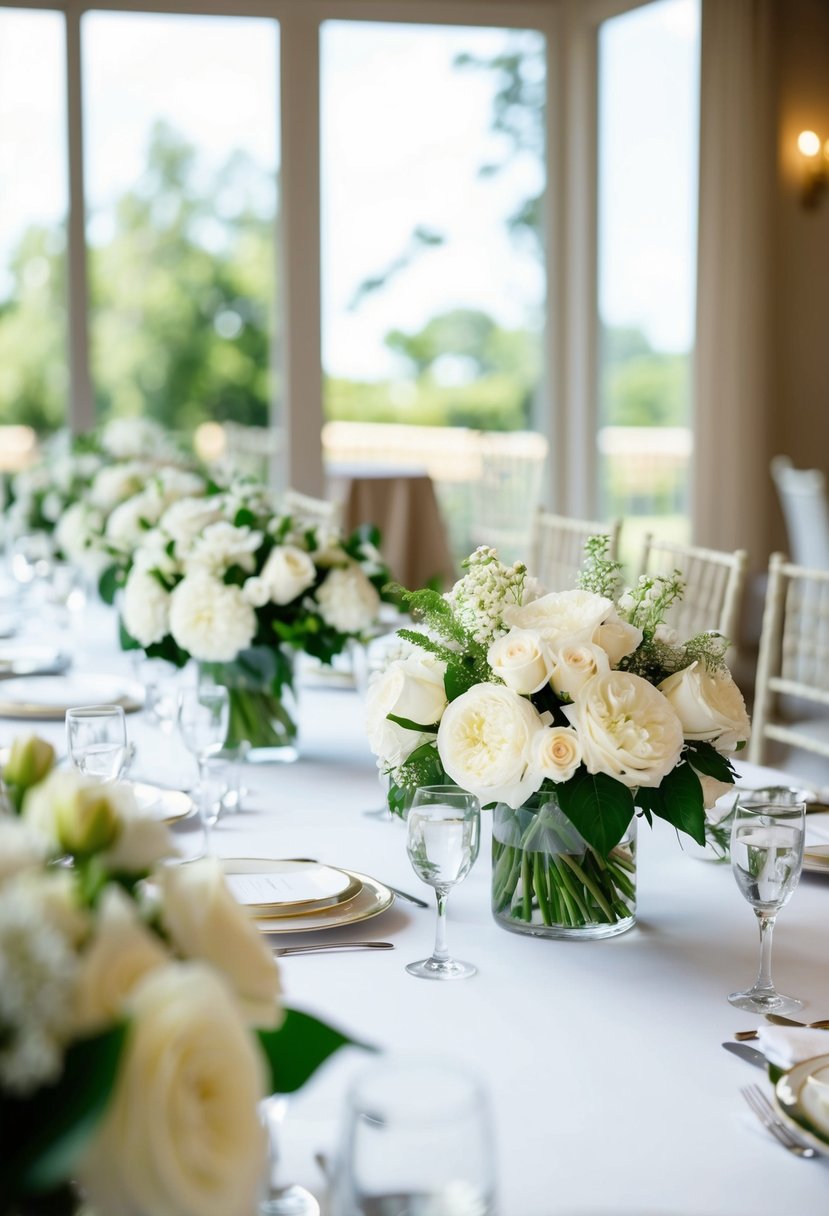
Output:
[
  {"xmin": 638, "ymin": 535, "xmax": 748, "ymax": 648},
  {"xmin": 530, "ymin": 510, "xmax": 621, "ymax": 591},
  {"xmin": 771, "ymin": 455, "xmax": 829, "ymax": 569},
  {"xmin": 749, "ymin": 553, "xmax": 829, "ymax": 771},
  {"xmin": 470, "ymin": 432, "xmax": 549, "ymax": 566}
]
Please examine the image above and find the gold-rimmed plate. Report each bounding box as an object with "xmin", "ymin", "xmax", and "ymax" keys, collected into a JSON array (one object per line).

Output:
[
  {"xmin": 130, "ymin": 782, "xmax": 195, "ymax": 825},
  {"xmin": 803, "ymin": 843, "xmax": 829, "ymax": 874},
  {"xmin": 255, "ymin": 867, "xmax": 394, "ymax": 934},
  {"xmin": 0, "ymin": 674, "xmax": 144, "ymax": 719},
  {"xmin": 220, "ymin": 858, "xmax": 363, "ymax": 919},
  {"xmin": 0, "ymin": 645, "xmax": 71, "ymax": 679},
  {"xmin": 775, "ymin": 1052, "xmax": 829, "ymax": 1153}
]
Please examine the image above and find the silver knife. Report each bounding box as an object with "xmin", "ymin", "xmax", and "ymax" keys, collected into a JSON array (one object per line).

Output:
[{"xmin": 722, "ymin": 1041, "xmax": 767, "ymax": 1070}]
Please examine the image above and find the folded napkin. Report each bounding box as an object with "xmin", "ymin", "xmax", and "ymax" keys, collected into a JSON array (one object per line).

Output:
[{"xmin": 756, "ymin": 1025, "xmax": 829, "ymax": 1070}]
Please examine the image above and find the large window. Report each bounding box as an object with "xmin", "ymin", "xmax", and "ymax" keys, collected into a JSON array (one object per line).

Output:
[
  {"xmin": 0, "ymin": 8, "xmax": 68, "ymax": 437},
  {"xmin": 597, "ymin": 0, "xmax": 700, "ymax": 564}
]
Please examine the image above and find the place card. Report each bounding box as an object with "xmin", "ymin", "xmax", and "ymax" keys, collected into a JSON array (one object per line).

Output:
[{"xmin": 225, "ymin": 865, "xmax": 349, "ymax": 907}]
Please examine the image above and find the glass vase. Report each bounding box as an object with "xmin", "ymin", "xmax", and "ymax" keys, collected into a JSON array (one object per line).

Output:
[
  {"xmin": 491, "ymin": 793, "xmax": 636, "ymax": 939},
  {"xmin": 200, "ymin": 645, "xmax": 299, "ymax": 764}
]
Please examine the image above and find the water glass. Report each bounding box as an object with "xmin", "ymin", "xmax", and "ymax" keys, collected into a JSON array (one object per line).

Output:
[
  {"xmin": 66, "ymin": 704, "xmax": 129, "ymax": 784},
  {"xmin": 406, "ymin": 785, "xmax": 480, "ymax": 980},
  {"xmin": 331, "ymin": 1058, "xmax": 497, "ymax": 1216},
  {"xmin": 178, "ymin": 685, "xmax": 230, "ymax": 852},
  {"xmin": 728, "ymin": 793, "xmax": 806, "ymax": 1015}
]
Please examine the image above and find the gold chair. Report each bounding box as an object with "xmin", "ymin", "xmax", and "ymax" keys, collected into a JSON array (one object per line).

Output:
[
  {"xmin": 529, "ymin": 510, "xmax": 621, "ymax": 591},
  {"xmin": 638, "ymin": 534, "xmax": 748, "ymax": 647}
]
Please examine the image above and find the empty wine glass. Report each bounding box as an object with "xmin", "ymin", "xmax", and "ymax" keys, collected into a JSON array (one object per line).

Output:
[
  {"xmin": 331, "ymin": 1057, "xmax": 497, "ymax": 1216},
  {"xmin": 178, "ymin": 685, "xmax": 230, "ymax": 852},
  {"xmin": 66, "ymin": 704, "xmax": 128, "ymax": 784},
  {"xmin": 405, "ymin": 785, "xmax": 480, "ymax": 980},
  {"xmin": 729, "ymin": 793, "xmax": 806, "ymax": 1015},
  {"xmin": 259, "ymin": 1096, "xmax": 320, "ymax": 1216}
]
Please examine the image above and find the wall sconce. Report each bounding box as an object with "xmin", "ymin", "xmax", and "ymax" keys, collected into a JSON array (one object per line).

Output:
[{"xmin": 797, "ymin": 130, "xmax": 829, "ymax": 209}]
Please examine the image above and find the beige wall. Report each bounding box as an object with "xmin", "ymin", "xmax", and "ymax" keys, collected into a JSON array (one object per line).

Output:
[{"xmin": 770, "ymin": 0, "xmax": 829, "ymax": 551}]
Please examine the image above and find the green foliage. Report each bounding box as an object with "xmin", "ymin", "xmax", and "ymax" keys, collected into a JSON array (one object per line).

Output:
[
  {"xmin": 257, "ymin": 1008, "xmax": 370, "ymax": 1096},
  {"xmin": 576, "ymin": 534, "xmax": 624, "ymax": 601},
  {"xmin": 683, "ymin": 740, "xmax": 738, "ymax": 782},
  {"xmin": 555, "ymin": 770, "xmax": 635, "ymax": 855},
  {"xmin": 635, "ymin": 762, "xmax": 706, "ymax": 846}
]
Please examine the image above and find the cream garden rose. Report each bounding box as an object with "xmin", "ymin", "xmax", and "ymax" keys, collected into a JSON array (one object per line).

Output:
[
  {"xmin": 437, "ymin": 683, "xmax": 545, "ymax": 808},
  {"xmin": 593, "ymin": 609, "xmax": 643, "ymax": 666},
  {"xmin": 658, "ymin": 661, "xmax": 751, "ymax": 753},
  {"xmin": 532, "ymin": 726, "xmax": 582, "ymax": 783},
  {"xmin": 502, "ymin": 589, "xmax": 613, "ymax": 646},
  {"xmin": 122, "ymin": 567, "xmax": 172, "ymax": 648},
  {"xmin": 169, "ymin": 574, "xmax": 257, "ymax": 662},
  {"xmin": 316, "ymin": 564, "xmax": 381, "ymax": 633},
  {"xmin": 260, "ymin": 544, "xmax": 317, "ymax": 605},
  {"xmin": 366, "ymin": 652, "xmax": 448, "ymax": 769},
  {"xmin": 549, "ymin": 641, "xmax": 609, "ymax": 701},
  {"xmin": 487, "ymin": 628, "xmax": 554, "ymax": 695},
  {"xmin": 79, "ymin": 962, "xmax": 267, "ymax": 1216},
  {"xmin": 564, "ymin": 670, "xmax": 684, "ymax": 789}
]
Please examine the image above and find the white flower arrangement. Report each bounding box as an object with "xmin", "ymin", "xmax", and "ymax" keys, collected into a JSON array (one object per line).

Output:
[{"xmin": 0, "ymin": 743, "xmax": 359, "ymax": 1215}]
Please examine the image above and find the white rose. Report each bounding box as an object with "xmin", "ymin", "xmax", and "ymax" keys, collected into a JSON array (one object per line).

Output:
[
  {"xmin": 549, "ymin": 642, "xmax": 610, "ymax": 701},
  {"xmin": 23, "ymin": 770, "xmax": 120, "ymax": 855},
  {"xmin": 169, "ymin": 574, "xmax": 257, "ymax": 662},
  {"xmin": 100, "ymin": 796, "xmax": 174, "ymax": 874},
  {"xmin": 73, "ymin": 886, "xmax": 167, "ymax": 1033},
  {"xmin": 488, "ymin": 629, "xmax": 554, "ymax": 695},
  {"xmin": 55, "ymin": 502, "xmax": 106, "ymax": 572},
  {"xmin": 101, "ymin": 416, "xmax": 168, "ymax": 459},
  {"xmin": 564, "ymin": 671, "xmax": 684, "ymax": 789},
  {"xmin": 242, "ymin": 576, "xmax": 271, "ymax": 608},
  {"xmin": 532, "ymin": 726, "xmax": 582, "ymax": 783},
  {"xmin": 366, "ymin": 653, "xmax": 447, "ymax": 768},
  {"xmin": 159, "ymin": 859, "xmax": 281, "ymax": 1027},
  {"xmin": 260, "ymin": 545, "xmax": 317, "ymax": 605},
  {"xmin": 105, "ymin": 492, "xmax": 163, "ymax": 552},
  {"xmin": 502, "ymin": 589, "xmax": 613, "ymax": 646},
  {"xmin": 437, "ymin": 683, "xmax": 545, "ymax": 809},
  {"xmin": 152, "ymin": 467, "xmax": 205, "ymax": 504},
  {"xmin": 161, "ymin": 497, "xmax": 225, "ymax": 546},
  {"xmin": 0, "ymin": 818, "xmax": 48, "ymax": 880},
  {"xmin": 697, "ymin": 773, "xmax": 736, "ymax": 811},
  {"xmin": 316, "ymin": 565, "xmax": 381, "ymax": 633},
  {"xmin": 89, "ymin": 462, "xmax": 147, "ymax": 511},
  {"xmin": 189, "ymin": 522, "xmax": 263, "ymax": 578},
  {"xmin": 122, "ymin": 568, "xmax": 171, "ymax": 647},
  {"xmin": 79, "ymin": 962, "xmax": 267, "ymax": 1216},
  {"xmin": 658, "ymin": 661, "xmax": 751, "ymax": 753},
  {"xmin": 592, "ymin": 609, "xmax": 643, "ymax": 665}
]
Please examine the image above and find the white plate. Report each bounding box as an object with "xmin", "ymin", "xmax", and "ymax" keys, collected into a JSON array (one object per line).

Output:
[
  {"xmin": 0, "ymin": 644, "xmax": 71, "ymax": 678},
  {"xmin": 130, "ymin": 782, "xmax": 194, "ymax": 824},
  {"xmin": 775, "ymin": 1052, "xmax": 829, "ymax": 1153},
  {"xmin": 0, "ymin": 674, "xmax": 144, "ymax": 719},
  {"xmin": 255, "ymin": 867, "xmax": 394, "ymax": 933},
  {"xmin": 220, "ymin": 858, "xmax": 363, "ymax": 917}
]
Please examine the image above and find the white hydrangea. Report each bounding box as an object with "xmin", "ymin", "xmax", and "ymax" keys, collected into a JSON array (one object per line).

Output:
[
  {"xmin": 169, "ymin": 574, "xmax": 257, "ymax": 662},
  {"xmin": 316, "ymin": 565, "xmax": 380, "ymax": 634},
  {"xmin": 122, "ymin": 568, "xmax": 172, "ymax": 647},
  {"xmin": 55, "ymin": 501, "xmax": 108, "ymax": 576},
  {"xmin": 189, "ymin": 522, "xmax": 263, "ymax": 578}
]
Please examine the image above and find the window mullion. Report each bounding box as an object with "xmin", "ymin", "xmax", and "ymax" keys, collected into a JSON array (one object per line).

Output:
[{"xmin": 65, "ymin": 5, "xmax": 94, "ymax": 433}]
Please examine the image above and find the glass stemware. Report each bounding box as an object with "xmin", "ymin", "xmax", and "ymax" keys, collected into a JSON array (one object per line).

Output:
[
  {"xmin": 65, "ymin": 704, "xmax": 128, "ymax": 784},
  {"xmin": 178, "ymin": 684, "xmax": 230, "ymax": 853},
  {"xmin": 405, "ymin": 785, "xmax": 480, "ymax": 981},
  {"xmin": 728, "ymin": 793, "xmax": 806, "ymax": 1015},
  {"xmin": 331, "ymin": 1057, "xmax": 496, "ymax": 1216}
]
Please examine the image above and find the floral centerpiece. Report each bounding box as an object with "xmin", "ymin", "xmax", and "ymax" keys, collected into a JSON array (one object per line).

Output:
[
  {"xmin": 118, "ymin": 481, "xmax": 389, "ymax": 759},
  {"xmin": 0, "ymin": 737, "xmax": 362, "ymax": 1216},
  {"xmin": 366, "ymin": 540, "xmax": 751, "ymax": 939}
]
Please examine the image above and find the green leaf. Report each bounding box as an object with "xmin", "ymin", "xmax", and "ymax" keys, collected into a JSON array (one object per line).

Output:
[
  {"xmin": 555, "ymin": 770, "xmax": 635, "ymax": 855},
  {"xmin": 683, "ymin": 740, "xmax": 737, "ymax": 783},
  {"xmin": 443, "ymin": 659, "xmax": 479, "ymax": 702},
  {"xmin": 234, "ymin": 507, "xmax": 256, "ymax": 528},
  {"xmin": 257, "ymin": 1008, "xmax": 373, "ymax": 1095},
  {"xmin": 0, "ymin": 1024, "xmax": 127, "ymax": 1195},
  {"xmin": 97, "ymin": 564, "xmax": 124, "ymax": 606},
  {"xmin": 387, "ymin": 713, "xmax": 439, "ymax": 734},
  {"xmin": 648, "ymin": 762, "xmax": 706, "ymax": 846}
]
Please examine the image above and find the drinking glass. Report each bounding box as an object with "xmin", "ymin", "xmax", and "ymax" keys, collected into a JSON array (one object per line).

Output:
[
  {"xmin": 178, "ymin": 685, "xmax": 230, "ymax": 851},
  {"xmin": 66, "ymin": 704, "xmax": 129, "ymax": 784},
  {"xmin": 259, "ymin": 1096, "xmax": 320, "ymax": 1216},
  {"xmin": 728, "ymin": 794, "xmax": 806, "ymax": 1015},
  {"xmin": 331, "ymin": 1057, "xmax": 497, "ymax": 1216},
  {"xmin": 405, "ymin": 785, "xmax": 480, "ymax": 980}
]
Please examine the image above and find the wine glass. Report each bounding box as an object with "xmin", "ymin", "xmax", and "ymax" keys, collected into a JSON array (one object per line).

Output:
[
  {"xmin": 331, "ymin": 1057, "xmax": 497, "ymax": 1216},
  {"xmin": 728, "ymin": 793, "xmax": 806, "ymax": 1015},
  {"xmin": 65, "ymin": 704, "xmax": 129, "ymax": 784},
  {"xmin": 405, "ymin": 785, "xmax": 480, "ymax": 980},
  {"xmin": 177, "ymin": 685, "xmax": 230, "ymax": 852},
  {"xmin": 259, "ymin": 1096, "xmax": 320, "ymax": 1216}
]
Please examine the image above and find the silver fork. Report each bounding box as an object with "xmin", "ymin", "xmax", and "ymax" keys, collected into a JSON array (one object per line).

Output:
[{"xmin": 741, "ymin": 1085, "xmax": 817, "ymax": 1158}]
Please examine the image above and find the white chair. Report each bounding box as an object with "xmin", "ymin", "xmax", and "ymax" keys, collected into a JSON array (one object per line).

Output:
[
  {"xmin": 529, "ymin": 510, "xmax": 621, "ymax": 591},
  {"xmin": 749, "ymin": 553, "xmax": 829, "ymax": 785},
  {"xmin": 771, "ymin": 455, "xmax": 829, "ymax": 569},
  {"xmin": 470, "ymin": 432, "xmax": 549, "ymax": 566},
  {"xmin": 638, "ymin": 535, "xmax": 748, "ymax": 648}
]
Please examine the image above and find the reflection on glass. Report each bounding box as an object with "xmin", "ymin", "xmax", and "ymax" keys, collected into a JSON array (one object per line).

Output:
[
  {"xmin": 597, "ymin": 0, "xmax": 700, "ymax": 568},
  {"xmin": 82, "ymin": 12, "xmax": 279, "ymax": 442},
  {"xmin": 321, "ymin": 22, "xmax": 546, "ymax": 564},
  {"xmin": 0, "ymin": 8, "xmax": 68, "ymax": 438}
]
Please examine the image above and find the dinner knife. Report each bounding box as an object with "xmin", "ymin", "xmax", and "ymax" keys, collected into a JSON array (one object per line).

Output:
[{"xmin": 722, "ymin": 1041, "xmax": 767, "ymax": 1070}]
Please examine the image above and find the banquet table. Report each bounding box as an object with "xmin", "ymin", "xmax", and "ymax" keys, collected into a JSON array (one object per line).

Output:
[{"xmin": 4, "ymin": 606, "xmax": 829, "ymax": 1216}]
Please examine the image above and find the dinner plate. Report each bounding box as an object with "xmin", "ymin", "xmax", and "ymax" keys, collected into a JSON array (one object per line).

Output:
[
  {"xmin": 0, "ymin": 674, "xmax": 144, "ymax": 719},
  {"xmin": 803, "ymin": 843, "xmax": 829, "ymax": 874},
  {"xmin": 255, "ymin": 867, "xmax": 394, "ymax": 933},
  {"xmin": 130, "ymin": 781, "xmax": 194, "ymax": 824},
  {"xmin": 775, "ymin": 1053, "xmax": 829, "ymax": 1153},
  {"xmin": 0, "ymin": 644, "xmax": 71, "ymax": 679},
  {"xmin": 220, "ymin": 858, "xmax": 363, "ymax": 918}
]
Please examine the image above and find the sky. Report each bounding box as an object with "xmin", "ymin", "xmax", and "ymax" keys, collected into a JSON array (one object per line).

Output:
[{"xmin": 0, "ymin": 0, "xmax": 699, "ymax": 381}]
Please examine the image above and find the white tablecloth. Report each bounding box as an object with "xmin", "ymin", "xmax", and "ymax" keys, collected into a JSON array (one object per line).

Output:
[{"xmin": 5, "ymin": 606, "xmax": 829, "ymax": 1215}]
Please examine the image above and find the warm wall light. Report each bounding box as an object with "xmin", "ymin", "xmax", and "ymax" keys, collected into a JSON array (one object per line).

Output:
[{"xmin": 797, "ymin": 129, "xmax": 829, "ymax": 209}]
